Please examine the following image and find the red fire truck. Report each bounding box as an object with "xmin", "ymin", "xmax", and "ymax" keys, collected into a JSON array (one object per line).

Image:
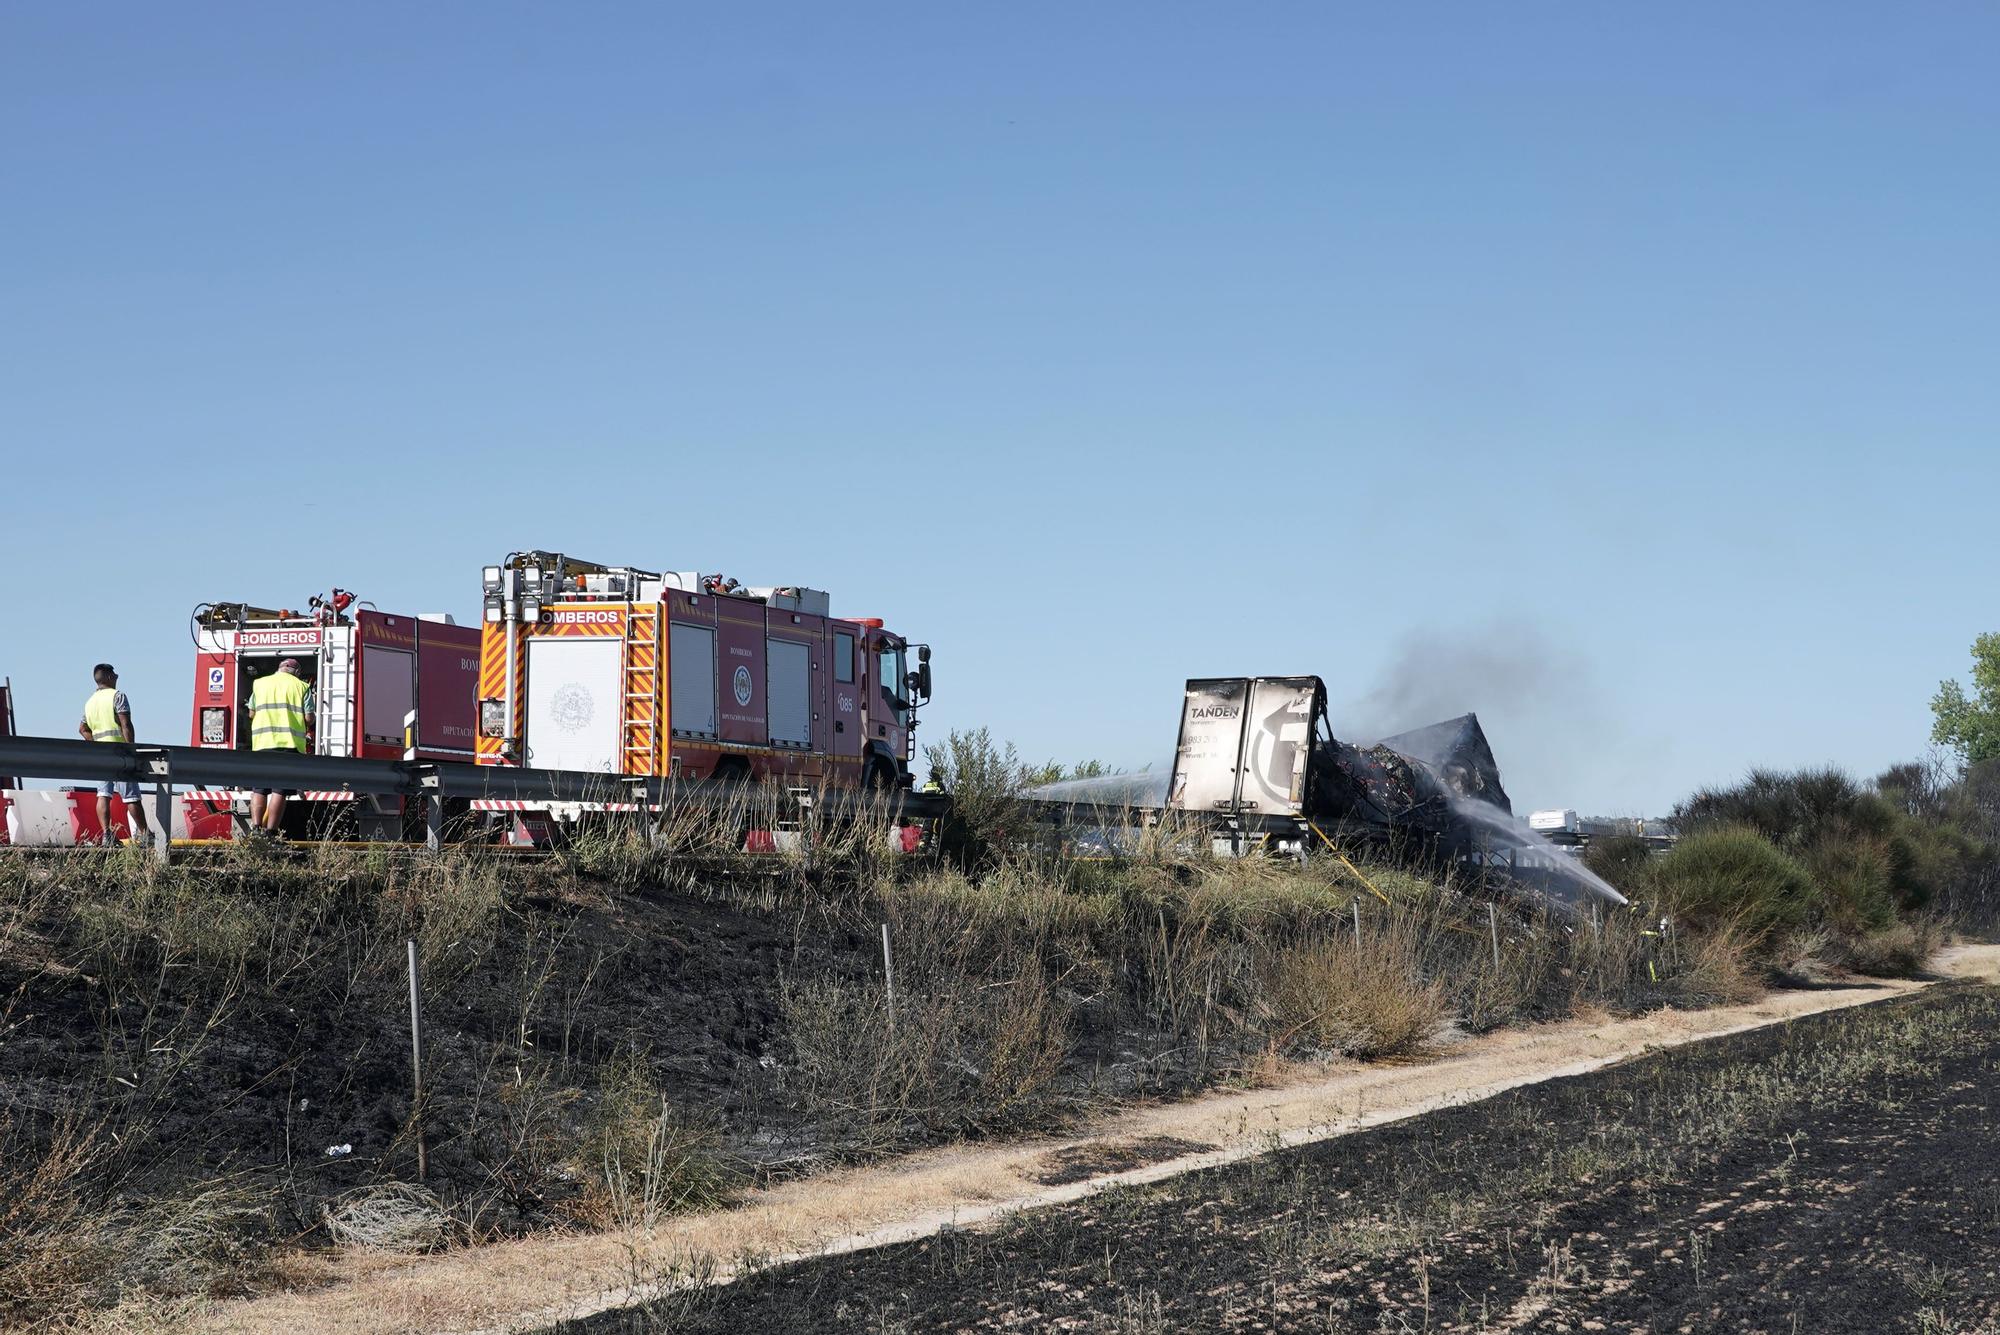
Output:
[
  {"xmin": 474, "ymin": 552, "xmax": 931, "ymax": 788},
  {"xmin": 187, "ymin": 591, "xmax": 481, "ymax": 837}
]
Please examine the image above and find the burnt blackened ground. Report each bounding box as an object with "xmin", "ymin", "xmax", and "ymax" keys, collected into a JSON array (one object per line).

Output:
[
  {"xmin": 554, "ymin": 985, "xmax": 2000, "ymax": 1335},
  {"xmin": 0, "ymin": 855, "xmax": 850, "ymax": 1241},
  {"xmin": 0, "ymin": 850, "xmax": 1242, "ymax": 1261}
]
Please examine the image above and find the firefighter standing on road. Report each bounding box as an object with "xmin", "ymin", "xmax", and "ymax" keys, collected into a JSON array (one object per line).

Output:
[
  {"xmin": 248, "ymin": 658, "xmax": 312, "ymax": 837},
  {"xmin": 77, "ymin": 663, "xmax": 152, "ymax": 847}
]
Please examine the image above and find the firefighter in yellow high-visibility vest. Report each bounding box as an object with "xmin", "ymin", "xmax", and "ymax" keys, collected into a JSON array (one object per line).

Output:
[
  {"xmin": 247, "ymin": 658, "xmax": 312, "ymax": 837},
  {"xmin": 76, "ymin": 662, "xmax": 152, "ymax": 847}
]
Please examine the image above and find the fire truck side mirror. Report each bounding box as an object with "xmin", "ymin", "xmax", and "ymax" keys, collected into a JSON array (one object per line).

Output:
[{"xmin": 909, "ymin": 653, "xmax": 932, "ymax": 704}]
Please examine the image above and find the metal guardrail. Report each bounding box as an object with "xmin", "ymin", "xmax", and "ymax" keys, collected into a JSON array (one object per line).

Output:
[
  {"xmin": 0, "ymin": 735, "xmax": 947, "ymax": 863},
  {"xmin": 0, "ymin": 737, "xmax": 1612, "ymax": 912}
]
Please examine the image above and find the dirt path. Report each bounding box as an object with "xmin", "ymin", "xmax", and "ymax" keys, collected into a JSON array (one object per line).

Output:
[{"xmin": 189, "ymin": 944, "xmax": 2000, "ymax": 1335}]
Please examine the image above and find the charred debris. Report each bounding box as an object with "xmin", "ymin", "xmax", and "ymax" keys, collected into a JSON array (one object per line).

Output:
[{"xmin": 1027, "ymin": 677, "xmax": 1624, "ymax": 911}]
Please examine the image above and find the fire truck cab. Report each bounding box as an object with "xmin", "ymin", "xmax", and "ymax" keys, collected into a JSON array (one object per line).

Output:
[
  {"xmin": 188, "ymin": 593, "xmax": 481, "ymax": 837},
  {"xmin": 476, "ymin": 552, "xmax": 931, "ymax": 788}
]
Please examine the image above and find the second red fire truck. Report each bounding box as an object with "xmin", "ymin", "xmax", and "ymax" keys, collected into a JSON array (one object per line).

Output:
[{"xmin": 475, "ymin": 551, "xmax": 931, "ymax": 788}]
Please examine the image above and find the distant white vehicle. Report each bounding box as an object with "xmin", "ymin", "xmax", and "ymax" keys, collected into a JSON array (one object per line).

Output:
[
  {"xmin": 1528, "ymin": 809, "xmax": 1676, "ymax": 844},
  {"xmin": 1529, "ymin": 809, "xmax": 1581, "ymax": 834}
]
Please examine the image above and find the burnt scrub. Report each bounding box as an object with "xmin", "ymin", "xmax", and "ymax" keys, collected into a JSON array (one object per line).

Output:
[
  {"xmin": 553, "ymin": 985, "xmax": 2000, "ymax": 1334},
  {"xmin": 0, "ymin": 834, "xmax": 1964, "ymax": 1327},
  {"xmin": 0, "ymin": 844, "xmax": 1402, "ymax": 1321}
]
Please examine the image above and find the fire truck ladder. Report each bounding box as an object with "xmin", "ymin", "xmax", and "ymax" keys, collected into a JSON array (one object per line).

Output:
[
  {"xmin": 621, "ymin": 602, "xmax": 660, "ymax": 775},
  {"xmin": 318, "ymin": 631, "xmax": 355, "ymax": 758}
]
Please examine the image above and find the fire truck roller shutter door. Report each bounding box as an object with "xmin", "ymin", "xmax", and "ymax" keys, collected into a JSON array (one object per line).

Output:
[
  {"xmin": 361, "ymin": 646, "xmax": 415, "ymax": 747},
  {"xmin": 669, "ymin": 623, "xmax": 717, "ymax": 738},
  {"xmin": 416, "ymin": 623, "xmax": 482, "ymax": 755},
  {"xmin": 766, "ymin": 638, "xmax": 811, "ymax": 749},
  {"xmin": 523, "ymin": 636, "xmax": 623, "ymax": 773}
]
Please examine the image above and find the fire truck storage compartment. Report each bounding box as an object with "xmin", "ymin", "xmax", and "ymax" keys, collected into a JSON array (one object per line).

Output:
[
  {"xmin": 413, "ymin": 621, "xmax": 480, "ymax": 755},
  {"xmin": 195, "ymin": 651, "xmax": 235, "ymax": 746},
  {"xmin": 233, "ymin": 655, "xmax": 318, "ymax": 750},
  {"xmin": 361, "ymin": 646, "xmax": 415, "ymax": 747},
  {"xmin": 766, "ymin": 638, "xmax": 811, "ymax": 748},
  {"xmin": 524, "ymin": 635, "xmax": 622, "ymax": 773},
  {"xmin": 670, "ymin": 622, "xmax": 717, "ymax": 738}
]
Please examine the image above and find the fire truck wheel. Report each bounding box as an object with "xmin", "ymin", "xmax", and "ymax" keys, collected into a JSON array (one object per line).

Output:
[{"xmin": 861, "ymin": 757, "xmax": 894, "ymax": 791}]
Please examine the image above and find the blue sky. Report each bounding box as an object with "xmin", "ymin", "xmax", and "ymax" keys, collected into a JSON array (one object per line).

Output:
[{"xmin": 3, "ymin": 3, "xmax": 1994, "ymax": 813}]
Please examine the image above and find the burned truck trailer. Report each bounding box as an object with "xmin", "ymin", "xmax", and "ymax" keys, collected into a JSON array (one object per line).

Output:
[{"xmin": 1035, "ymin": 676, "xmax": 1622, "ymax": 910}]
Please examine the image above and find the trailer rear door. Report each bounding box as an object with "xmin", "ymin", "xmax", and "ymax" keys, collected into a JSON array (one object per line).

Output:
[
  {"xmin": 1168, "ymin": 679, "xmax": 1251, "ymax": 811},
  {"xmin": 1238, "ymin": 678, "xmax": 1316, "ymax": 817},
  {"xmin": 524, "ymin": 637, "xmax": 622, "ymax": 773}
]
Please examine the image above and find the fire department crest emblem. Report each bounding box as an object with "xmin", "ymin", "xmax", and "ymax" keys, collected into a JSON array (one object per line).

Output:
[
  {"xmin": 733, "ymin": 665, "xmax": 753, "ymax": 707},
  {"xmin": 551, "ymin": 683, "xmax": 593, "ymax": 735}
]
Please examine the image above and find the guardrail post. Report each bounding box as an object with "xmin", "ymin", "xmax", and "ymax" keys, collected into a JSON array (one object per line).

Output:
[
  {"xmin": 136, "ymin": 748, "xmax": 171, "ymax": 867},
  {"xmin": 622, "ymin": 778, "xmax": 657, "ymax": 846},
  {"xmin": 417, "ymin": 768, "xmax": 443, "ymax": 854},
  {"xmin": 792, "ymin": 786, "xmax": 815, "ymax": 853}
]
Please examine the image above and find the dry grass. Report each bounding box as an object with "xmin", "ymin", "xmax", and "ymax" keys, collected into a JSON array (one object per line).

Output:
[
  {"xmin": 323, "ymin": 1184, "xmax": 451, "ymax": 1253},
  {"xmin": 1835, "ymin": 918, "xmax": 1949, "ymax": 977},
  {"xmin": 1670, "ymin": 921, "xmax": 1764, "ymax": 1005},
  {"xmin": 777, "ymin": 964, "xmax": 1072, "ymax": 1147},
  {"xmin": 0, "ymin": 1106, "xmax": 113, "ymax": 1324},
  {"xmin": 0, "ymin": 1106, "xmax": 277, "ymax": 1324},
  {"xmin": 1265, "ymin": 931, "xmax": 1448, "ymax": 1059},
  {"xmin": 0, "ymin": 783, "xmax": 1948, "ymax": 1327},
  {"xmin": 174, "ymin": 950, "xmax": 1978, "ymax": 1335}
]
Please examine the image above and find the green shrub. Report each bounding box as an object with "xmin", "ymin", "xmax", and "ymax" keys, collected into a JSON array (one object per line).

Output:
[
  {"xmin": 1801, "ymin": 833, "xmax": 1898, "ymax": 935},
  {"xmin": 1581, "ymin": 835, "xmax": 1653, "ymax": 897},
  {"xmin": 575, "ymin": 1058, "xmax": 735, "ymax": 1230},
  {"xmin": 1672, "ymin": 767, "xmax": 1879, "ymax": 851},
  {"xmin": 922, "ymin": 727, "xmax": 1033, "ymax": 869},
  {"xmin": 1649, "ymin": 827, "xmax": 1817, "ymax": 947},
  {"xmin": 1672, "ymin": 763, "xmax": 1995, "ymax": 926}
]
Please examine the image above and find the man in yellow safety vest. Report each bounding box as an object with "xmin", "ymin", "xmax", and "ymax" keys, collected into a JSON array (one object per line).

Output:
[
  {"xmin": 247, "ymin": 658, "xmax": 312, "ymax": 837},
  {"xmin": 77, "ymin": 663, "xmax": 151, "ymax": 847}
]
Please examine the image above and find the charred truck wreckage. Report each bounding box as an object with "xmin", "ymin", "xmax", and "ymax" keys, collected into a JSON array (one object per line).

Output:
[{"xmin": 1027, "ymin": 676, "xmax": 1625, "ymax": 911}]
